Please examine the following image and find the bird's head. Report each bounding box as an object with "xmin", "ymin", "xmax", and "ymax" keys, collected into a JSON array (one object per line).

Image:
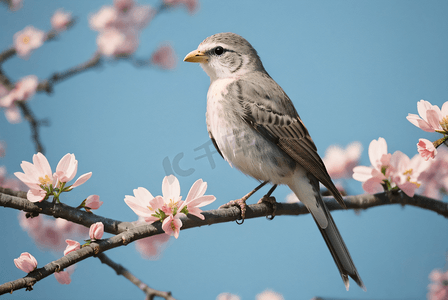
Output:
[{"xmin": 184, "ymin": 32, "xmax": 265, "ymax": 81}]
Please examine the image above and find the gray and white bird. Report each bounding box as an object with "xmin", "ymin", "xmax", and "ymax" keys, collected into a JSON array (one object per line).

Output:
[{"xmin": 184, "ymin": 32, "xmax": 365, "ymax": 291}]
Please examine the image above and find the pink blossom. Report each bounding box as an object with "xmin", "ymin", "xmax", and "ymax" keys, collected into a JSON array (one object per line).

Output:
[
  {"xmin": 256, "ymin": 289, "xmax": 284, "ymax": 300},
  {"xmin": 353, "ymin": 137, "xmax": 430, "ymax": 196},
  {"xmin": 89, "ymin": 222, "xmax": 104, "ymax": 240},
  {"xmin": 35, "ymin": 226, "xmax": 64, "ymax": 249},
  {"xmin": 151, "ymin": 44, "xmax": 177, "ymax": 70},
  {"xmin": 85, "ymin": 194, "xmax": 103, "ymax": 210},
  {"xmin": 0, "ymin": 75, "xmax": 39, "ymax": 107},
  {"xmin": 427, "ymin": 269, "xmax": 448, "ymax": 300},
  {"xmin": 161, "ymin": 214, "xmax": 182, "ymax": 239},
  {"xmin": 179, "ymin": 178, "xmax": 215, "ymax": 220},
  {"xmin": 51, "ymin": 9, "xmax": 72, "ymax": 31},
  {"xmin": 389, "ymin": 151, "xmax": 430, "ymax": 197},
  {"xmin": 216, "ymin": 293, "xmax": 241, "ymax": 300},
  {"xmin": 64, "ymin": 239, "xmax": 81, "ymax": 256},
  {"xmin": 164, "ymin": 0, "xmax": 198, "ymax": 14},
  {"xmin": 323, "ymin": 141, "xmax": 362, "ymax": 179},
  {"xmin": 0, "ymin": 75, "xmax": 38, "ymax": 124},
  {"xmin": 3, "ymin": 105, "xmax": 21, "ymax": 123},
  {"xmin": 135, "ymin": 233, "xmax": 170, "ymax": 260},
  {"xmin": 13, "ymin": 26, "xmax": 45, "ymax": 59},
  {"xmin": 54, "ymin": 265, "xmax": 75, "ymax": 285},
  {"xmin": 14, "ymin": 252, "xmax": 37, "ymax": 273},
  {"xmin": 14, "ymin": 152, "xmax": 56, "ymax": 202},
  {"xmin": 125, "ymin": 175, "xmax": 215, "ymax": 238},
  {"xmin": 407, "ymin": 100, "xmax": 448, "ymax": 132},
  {"xmin": 417, "ymin": 138, "xmax": 437, "ymax": 160},
  {"xmin": 89, "ymin": 6, "xmax": 118, "ymax": 31}
]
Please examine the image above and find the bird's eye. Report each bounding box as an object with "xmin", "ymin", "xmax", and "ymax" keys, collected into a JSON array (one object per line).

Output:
[{"xmin": 214, "ymin": 46, "xmax": 224, "ymax": 55}]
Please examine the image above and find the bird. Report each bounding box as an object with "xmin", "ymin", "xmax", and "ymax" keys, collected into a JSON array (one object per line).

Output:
[{"xmin": 183, "ymin": 32, "xmax": 365, "ymax": 291}]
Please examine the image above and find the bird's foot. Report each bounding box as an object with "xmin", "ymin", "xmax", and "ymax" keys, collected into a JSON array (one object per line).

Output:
[
  {"xmin": 257, "ymin": 195, "xmax": 277, "ymax": 220},
  {"xmin": 219, "ymin": 198, "xmax": 248, "ymax": 224}
]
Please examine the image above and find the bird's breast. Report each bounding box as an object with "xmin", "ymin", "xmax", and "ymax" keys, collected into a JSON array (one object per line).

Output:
[{"xmin": 206, "ymin": 78, "xmax": 296, "ymax": 183}]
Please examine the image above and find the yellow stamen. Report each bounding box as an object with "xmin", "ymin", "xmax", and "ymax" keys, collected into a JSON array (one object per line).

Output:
[
  {"xmin": 147, "ymin": 206, "xmax": 154, "ymax": 211},
  {"xmin": 38, "ymin": 175, "xmax": 51, "ymax": 186},
  {"xmin": 403, "ymin": 169, "xmax": 413, "ymax": 176},
  {"xmin": 440, "ymin": 116, "xmax": 448, "ymax": 132},
  {"xmin": 22, "ymin": 36, "xmax": 30, "ymax": 44},
  {"xmin": 411, "ymin": 181, "xmax": 421, "ymax": 188}
]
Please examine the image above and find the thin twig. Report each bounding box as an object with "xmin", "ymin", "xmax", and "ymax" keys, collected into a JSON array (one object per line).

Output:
[
  {"xmin": 97, "ymin": 253, "xmax": 176, "ymax": 300},
  {"xmin": 16, "ymin": 102, "xmax": 47, "ymax": 153},
  {"xmin": 37, "ymin": 52, "xmax": 102, "ymax": 94}
]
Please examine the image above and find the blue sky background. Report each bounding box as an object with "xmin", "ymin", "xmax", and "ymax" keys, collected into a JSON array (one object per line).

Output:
[{"xmin": 1, "ymin": 0, "xmax": 448, "ymax": 299}]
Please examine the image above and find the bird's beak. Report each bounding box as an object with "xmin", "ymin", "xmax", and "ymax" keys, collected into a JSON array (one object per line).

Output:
[{"xmin": 183, "ymin": 50, "xmax": 209, "ymax": 63}]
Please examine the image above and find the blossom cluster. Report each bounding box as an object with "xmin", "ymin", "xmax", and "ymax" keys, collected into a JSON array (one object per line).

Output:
[
  {"xmin": 407, "ymin": 100, "xmax": 448, "ymax": 160},
  {"xmin": 14, "ymin": 152, "xmax": 92, "ymax": 202},
  {"xmin": 19, "ymin": 212, "xmax": 89, "ymax": 251},
  {"xmin": 89, "ymin": 0, "xmax": 154, "ymax": 57},
  {"xmin": 353, "ymin": 137, "xmax": 430, "ymax": 197},
  {"xmin": 125, "ymin": 175, "xmax": 215, "ymax": 238}
]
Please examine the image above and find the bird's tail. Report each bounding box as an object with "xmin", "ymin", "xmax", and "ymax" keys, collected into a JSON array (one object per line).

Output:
[{"xmin": 288, "ymin": 172, "xmax": 366, "ymax": 291}]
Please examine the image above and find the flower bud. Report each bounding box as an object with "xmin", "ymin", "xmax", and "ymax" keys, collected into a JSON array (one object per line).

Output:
[
  {"xmin": 89, "ymin": 222, "xmax": 104, "ymax": 240},
  {"xmin": 14, "ymin": 252, "xmax": 38, "ymax": 273}
]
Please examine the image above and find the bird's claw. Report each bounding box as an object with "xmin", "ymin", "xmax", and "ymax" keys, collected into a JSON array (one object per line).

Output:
[
  {"xmin": 219, "ymin": 199, "xmax": 247, "ymax": 224},
  {"xmin": 257, "ymin": 195, "xmax": 277, "ymax": 220}
]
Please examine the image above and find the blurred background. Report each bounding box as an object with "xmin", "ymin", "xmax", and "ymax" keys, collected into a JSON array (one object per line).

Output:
[{"xmin": 1, "ymin": 0, "xmax": 447, "ymax": 299}]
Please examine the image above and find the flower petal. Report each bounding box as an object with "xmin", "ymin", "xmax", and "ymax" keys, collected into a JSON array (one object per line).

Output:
[
  {"xmin": 187, "ymin": 195, "xmax": 216, "ymax": 208},
  {"xmin": 362, "ymin": 177, "xmax": 384, "ymax": 194},
  {"xmin": 352, "ymin": 166, "xmax": 373, "ymax": 182},
  {"xmin": 426, "ymin": 109, "xmax": 442, "ymax": 131},
  {"xmin": 162, "ymin": 175, "xmax": 180, "ymax": 202},
  {"xmin": 368, "ymin": 137, "xmax": 387, "ymax": 168},
  {"xmin": 406, "ymin": 114, "xmax": 435, "ymax": 132},
  {"xmin": 27, "ymin": 188, "xmax": 47, "ymax": 202},
  {"xmin": 71, "ymin": 172, "xmax": 92, "ymax": 188},
  {"xmin": 185, "ymin": 179, "xmax": 207, "ymax": 202}
]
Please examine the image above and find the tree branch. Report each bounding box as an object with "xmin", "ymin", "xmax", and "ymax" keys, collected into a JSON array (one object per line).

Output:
[
  {"xmin": 0, "ymin": 187, "xmax": 447, "ymax": 295},
  {"xmin": 37, "ymin": 52, "xmax": 102, "ymax": 94},
  {"xmin": 97, "ymin": 253, "xmax": 176, "ymax": 300}
]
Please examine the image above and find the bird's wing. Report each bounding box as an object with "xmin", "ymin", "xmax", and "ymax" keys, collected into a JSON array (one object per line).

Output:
[{"xmin": 233, "ymin": 76, "xmax": 346, "ymax": 208}]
